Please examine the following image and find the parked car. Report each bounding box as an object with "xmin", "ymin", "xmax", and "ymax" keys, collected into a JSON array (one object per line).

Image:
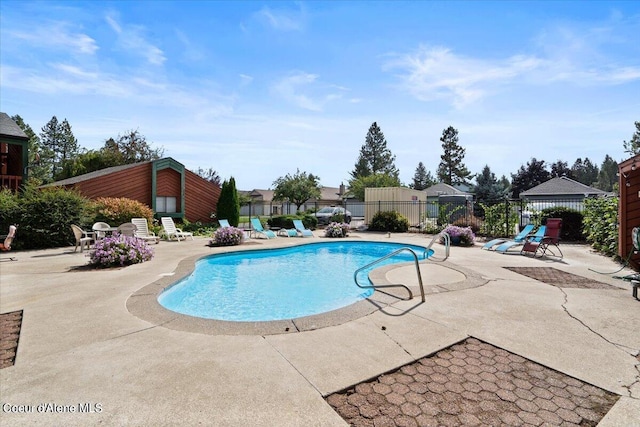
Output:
[{"xmin": 315, "ymin": 206, "xmax": 352, "ymax": 225}]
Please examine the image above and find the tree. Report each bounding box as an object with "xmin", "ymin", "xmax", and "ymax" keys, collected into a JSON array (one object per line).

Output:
[
  {"xmin": 550, "ymin": 160, "xmax": 572, "ymax": 178},
  {"xmin": 474, "ymin": 165, "xmax": 508, "ymax": 202},
  {"xmin": 623, "ymin": 121, "xmax": 640, "ymax": 155},
  {"xmin": 347, "ymin": 173, "xmax": 401, "ymax": 201},
  {"xmin": 194, "ymin": 167, "xmax": 222, "ymax": 186},
  {"xmin": 436, "ymin": 126, "xmax": 472, "ymax": 185},
  {"xmin": 410, "ymin": 162, "xmax": 436, "ymax": 190},
  {"xmin": 40, "ymin": 116, "xmax": 79, "ymax": 181},
  {"xmin": 103, "ymin": 129, "xmax": 164, "ymax": 164},
  {"xmin": 595, "ymin": 155, "xmax": 618, "ymax": 192},
  {"xmin": 272, "ymin": 169, "xmax": 321, "ymax": 211},
  {"xmin": 571, "ymin": 158, "xmax": 599, "ymax": 186},
  {"xmin": 11, "ymin": 115, "xmax": 50, "ymax": 184},
  {"xmin": 351, "ymin": 122, "xmax": 398, "ymax": 179},
  {"xmin": 216, "ymin": 177, "xmax": 240, "ymax": 226},
  {"xmin": 510, "ymin": 158, "xmax": 550, "ymax": 198}
]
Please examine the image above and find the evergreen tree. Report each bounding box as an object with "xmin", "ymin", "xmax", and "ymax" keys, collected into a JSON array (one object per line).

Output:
[
  {"xmin": 410, "ymin": 162, "xmax": 435, "ymax": 190},
  {"xmin": 510, "ymin": 158, "xmax": 550, "ymax": 198},
  {"xmin": 216, "ymin": 177, "xmax": 240, "ymax": 226},
  {"xmin": 351, "ymin": 122, "xmax": 398, "ymax": 179},
  {"xmin": 595, "ymin": 155, "xmax": 618, "ymax": 192},
  {"xmin": 474, "ymin": 165, "xmax": 507, "ymax": 202},
  {"xmin": 436, "ymin": 126, "xmax": 472, "ymax": 185},
  {"xmin": 571, "ymin": 158, "xmax": 599, "ymax": 186},
  {"xmin": 11, "ymin": 115, "xmax": 50, "ymax": 184},
  {"xmin": 550, "ymin": 160, "xmax": 572, "ymax": 178},
  {"xmin": 623, "ymin": 121, "xmax": 640, "ymax": 155}
]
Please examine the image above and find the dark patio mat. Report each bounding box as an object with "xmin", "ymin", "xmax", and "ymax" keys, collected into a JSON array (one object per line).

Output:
[
  {"xmin": 0, "ymin": 310, "xmax": 22, "ymax": 369},
  {"xmin": 504, "ymin": 267, "xmax": 618, "ymax": 290}
]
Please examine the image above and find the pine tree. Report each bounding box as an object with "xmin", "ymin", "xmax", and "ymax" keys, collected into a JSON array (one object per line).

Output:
[
  {"xmin": 623, "ymin": 121, "xmax": 640, "ymax": 155},
  {"xmin": 474, "ymin": 165, "xmax": 507, "ymax": 202},
  {"xmin": 436, "ymin": 126, "xmax": 472, "ymax": 185},
  {"xmin": 39, "ymin": 116, "xmax": 79, "ymax": 181},
  {"xmin": 411, "ymin": 162, "xmax": 435, "ymax": 190},
  {"xmin": 571, "ymin": 158, "xmax": 599, "ymax": 186},
  {"xmin": 595, "ymin": 155, "xmax": 618, "ymax": 192},
  {"xmin": 351, "ymin": 122, "xmax": 399, "ymax": 179},
  {"xmin": 510, "ymin": 158, "xmax": 550, "ymax": 198}
]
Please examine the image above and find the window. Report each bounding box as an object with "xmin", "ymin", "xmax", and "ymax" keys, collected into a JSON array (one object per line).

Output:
[{"xmin": 156, "ymin": 196, "xmax": 177, "ymax": 213}]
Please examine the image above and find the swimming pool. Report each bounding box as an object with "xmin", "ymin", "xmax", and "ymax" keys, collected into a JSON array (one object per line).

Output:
[{"xmin": 158, "ymin": 241, "xmax": 429, "ymax": 322}]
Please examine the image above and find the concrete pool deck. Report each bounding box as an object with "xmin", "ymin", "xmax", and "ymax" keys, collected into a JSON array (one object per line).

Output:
[{"xmin": 1, "ymin": 231, "xmax": 639, "ymax": 426}]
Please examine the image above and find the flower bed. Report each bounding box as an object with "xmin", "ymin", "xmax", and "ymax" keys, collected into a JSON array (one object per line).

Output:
[
  {"xmin": 89, "ymin": 234, "xmax": 154, "ymax": 267},
  {"xmin": 211, "ymin": 226, "xmax": 244, "ymax": 246},
  {"xmin": 441, "ymin": 225, "xmax": 475, "ymax": 246},
  {"xmin": 325, "ymin": 222, "xmax": 350, "ymax": 238}
]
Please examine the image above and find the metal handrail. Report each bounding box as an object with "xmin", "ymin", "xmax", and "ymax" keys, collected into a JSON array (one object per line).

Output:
[
  {"xmin": 353, "ymin": 247, "xmax": 426, "ymax": 302},
  {"xmin": 425, "ymin": 231, "xmax": 450, "ymax": 261}
]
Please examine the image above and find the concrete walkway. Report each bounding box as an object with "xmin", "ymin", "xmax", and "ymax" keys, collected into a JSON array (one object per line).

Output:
[{"xmin": 0, "ymin": 232, "xmax": 638, "ymax": 426}]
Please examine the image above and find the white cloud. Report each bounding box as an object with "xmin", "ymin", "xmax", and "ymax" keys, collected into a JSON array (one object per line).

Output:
[
  {"xmin": 255, "ymin": 5, "xmax": 305, "ymax": 31},
  {"xmin": 6, "ymin": 22, "xmax": 98, "ymax": 55},
  {"xmin": 105, "ymin": 14, "xmax": 166, "ymax": 65},
  {"xmin": 271, "ymin": 71, "xmax": 350, "ymax": 111}
]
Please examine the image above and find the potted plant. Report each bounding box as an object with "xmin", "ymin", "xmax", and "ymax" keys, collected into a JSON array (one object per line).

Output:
[{"xmin": 441, "ymin": 225, "xmax": 475, "ymax": 246}]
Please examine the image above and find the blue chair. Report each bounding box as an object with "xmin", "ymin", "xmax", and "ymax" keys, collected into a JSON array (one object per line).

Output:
[
  {"xmin": 293, "ymin": 219, "xmax": 314, "ymax": 237},
  {"xmin": 482, "ymin": 224, "xmax": 535, "ymax": 251},
  {"xmin": 218, "ymin": 219, "xmax": 230, "ymax": 228},
  {"xmin": 250, "ymin": 218, "xmax": 276, "ymax": 239},
  {"xmin": 496, "ymin": 226, "xmax": 546, "ymax": 254}
]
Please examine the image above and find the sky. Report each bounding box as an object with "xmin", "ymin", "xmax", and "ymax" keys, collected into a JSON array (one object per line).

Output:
[{"xmin": 1, "ymin": 1, "xmax": 639, "ymax": 190}]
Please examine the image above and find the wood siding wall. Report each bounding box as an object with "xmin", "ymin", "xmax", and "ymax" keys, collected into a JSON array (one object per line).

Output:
[
  {"xmin": 156, "ymin": 168, "xmax": 182, "ymax": 211},
  {"xmin": 71, "ymin": 163, "xmax": 153, "ymax": 206},
  {"xmin": 619, "ymin": 155, "xmax": 640, "ymax": 270},
  {"xmin": 185, "ymin": 170, "xmax": 220, "ymax": 223}
]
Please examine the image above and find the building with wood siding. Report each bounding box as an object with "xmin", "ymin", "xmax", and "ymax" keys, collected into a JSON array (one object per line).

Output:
[
  {"xmin": 43, "ymin": 158, "xmax": 220, "ymax": 223},
  {"xmin": 618, "ymin": 154, "xmax": 640, "ymax": 270},
  {"xmin": 0, "ymin": 113, "xmax": 29, "ymax": 192}
]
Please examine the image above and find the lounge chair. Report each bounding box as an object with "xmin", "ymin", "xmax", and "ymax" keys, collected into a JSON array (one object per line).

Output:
[
  {"xmin": 218, "ymin": 219, "xmax": 231, "ymax": 228},
  {"xmin": 521, "ymin": 218, "xmax": 563, "ymax": 258},
  {"xmin": 0, "ymin": 225, "xmax": 17, "ymax": 261},
  {"xmin": 250, "ymin": 218, "xmax": 276, "ymax": 239},
  {"xmin": 292, "ymin": 219, "xmax": 314, "ymax": 237},
  {"xmin": 482, "ymin": 224, "xmax": 535, "ymax": 250},
  {"xmin": 131, "ymin": 218, "xmax": 160, "ymax": 244},
  {"xmin": 71, "ymin": 224, "xmax": 95, "ymax": 252},
  {"xmin": 117, "ymin": 222, "xmax": 137, "ymax": 238},
  {"xmin": 278, "ymin": 228, "xmax": 298, "ymax": 237},
  {"xmin": 160, "ymin": 217, "xmax": 194, "ymax": 241},
  {"xmin": 495, "ymin": 226, "xmax": 546, "ymax": 254}
]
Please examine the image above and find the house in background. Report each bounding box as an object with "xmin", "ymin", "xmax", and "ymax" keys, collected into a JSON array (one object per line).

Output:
[
  {"xmin": 43, "ymin": 157, "xmax": 220, "ymax": 223},
  {"xmin": 520, "ymin": 176, "xmax": 610, "ymax": 202},
  {"xmin": 240, "ymin": 185, "xmax": 353, "ymax": 217},
  {"xmin": 0, "ymin": 113, "xmax": 29, "ymax": 192},
  {"xmin": 618, "ymin": 154, "xmax": 640, "ymax": 270}
]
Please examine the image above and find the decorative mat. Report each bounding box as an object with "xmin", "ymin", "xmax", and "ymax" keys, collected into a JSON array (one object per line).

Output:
[
  {"xmin": 504, "ymin": 267, "xmax": 618, "ymax": 289},
  {"xmin": 0, "ymin": 310, "xmax": 23, "ymax": 369},
  {"xmin": 326, "ymin": 337, "xmax": 618, "ymax": 427}
]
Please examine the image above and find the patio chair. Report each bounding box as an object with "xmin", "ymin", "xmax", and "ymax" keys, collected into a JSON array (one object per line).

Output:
[
  {"xmin": 0, "ymin": 225, "xmax": 17, "ymax": 261},
  {"xmin": 92, "ymin": 222, "xmax": 112, "ymax": 240},
  {"xmin": 482, "ymin": 224, "xmax": 534, "ymax": 250},
  {"xmin": 293, "ymin": 219, "xmax": 314, "ymax": 237},
  {"xmin": 160, "ymin": 217, "xmax": 194, "ymax": 241},
  {"xmin": 278, "ymin": 228, "xmax": 298, "ymax": 237},
  {"xmin": 521, "ymin": 218, "xmax": 563, "ymax": 258},
  {"xmin": 71, "ymin": 224, "xmax": 95, "ymax": 252},
  {"xmin": 131, "ymin": 218, "xmax": 160, "ymax": 244},
  {"xmin": 117, "ymin": 222, "xmax": 137, "ymax": 238},
  {"xmin": 218, "ymin": 219, "xmax": 231, "ymax": 228},
  {"xmin": 250, "ymin": 218, "xmax": 276, "ymax": 239},
  {"xmin": 495, "ymin": 226, "xmax": 546, "ymax": 254}
]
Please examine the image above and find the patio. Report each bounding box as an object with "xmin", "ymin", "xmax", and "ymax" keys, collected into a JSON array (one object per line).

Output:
[{"xmin": 1, "ymin": 232, "xmax": 638, "ymax": 426}]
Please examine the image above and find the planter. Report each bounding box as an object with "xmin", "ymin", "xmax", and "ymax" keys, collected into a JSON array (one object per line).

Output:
[{"xmin": 450, "ymin": 236, "xmax": 461, "ymax": 246}]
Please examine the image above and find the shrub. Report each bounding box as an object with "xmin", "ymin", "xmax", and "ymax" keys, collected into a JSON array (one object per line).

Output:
[
  {"xmin": 89, "ymin": 234, "xmax": 154, "ymax": 267},
  {"xmin": 369, "ymin": 211, "xmax": 409, "ymax": 232},
  {"xmin": 216, "ymin": 177, "xmax": 240, "ymax": 226},
  {"xmin": 325, "ymin": 222, "xmax": 350, "ymax": 238},
  {"xmin": 0, "ymin": 188, "xmax": 22, "ymax": 243},
  {"xmin": 268, "ymin": 214, "xmax": 317, "ymax": 230},
  {"xmin": 583, "ymin": 197, "xmax": 618, "ymax": 257},
  {"xmin": 211, "ymin": 226, "xmax": 244, "ymax": 246},
  {"xmin": 539, "ymin": 207, "xmax": 584, "ymax": 241},
  {"xmin": 441, "ymin": 225, "xmax": 475, "ymax": 246},
  {"xmin": 89, "ymin": 197, "xmax": 153, "ymax": 225}
]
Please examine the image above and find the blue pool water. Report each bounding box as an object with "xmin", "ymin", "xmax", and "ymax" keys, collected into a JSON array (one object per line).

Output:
[{"xmin": 158, "ymin": 241, "xmax": 429, "ymax": 322}]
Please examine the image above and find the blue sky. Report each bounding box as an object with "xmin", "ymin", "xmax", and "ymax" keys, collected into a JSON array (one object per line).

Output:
[{"xmin": 1, "ymin": 1, "xmax": 639, "ymax": 190}]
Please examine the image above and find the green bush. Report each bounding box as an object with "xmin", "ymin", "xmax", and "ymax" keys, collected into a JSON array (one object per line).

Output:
[
  {"xmin": 0, "ymin": 189, "xmax": 22, "ymax": 240},
  {"xmin": 369, "ymin": 211, "xmax": 409, "ymax": 232},
  {"xmin": 539, "ymin": 207, "xmax": 584, "ymax": 241},
  {"xmin": 268, "ymin": 214, "xmax": 317, "ymax": 230},
  {"xmin": 216, "ymin": 177, "xmax": 240, "ymax": 226},
  {"xmin": 88, "ymin": 197, "xmax": 154, "ymax": 225},
  {"xmin": 583, "ymin": 197, "xmax": 618, "ymax": 257}
]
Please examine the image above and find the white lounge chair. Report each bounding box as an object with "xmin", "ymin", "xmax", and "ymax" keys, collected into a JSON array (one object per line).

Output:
[
  {"xmin": 131, "ymin": 218, "xmax": 160, "ymax": 244},
  {"xmin": 160, "ymin": 217, "xmax": 194, "ymax": 241}
]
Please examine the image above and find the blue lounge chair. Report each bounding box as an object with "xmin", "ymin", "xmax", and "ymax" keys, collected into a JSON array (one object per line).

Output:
[
  {"xmin": 218, "ymin": 219, "xmax": 230, "ymax": 228},
  {"xmin": 482, "ymin": 224, "xmax": 535, "ymax": 250},
  {"xmin": 250, "ymin": 218, "xmax": 276, "ymax": 239},
  {"xmin": 293, "ymin": 219, "xmax": 314, "ymax": 237},
  {"xmin": 496, "ymin": 226, "xmax": 546, "ymax": 254}
]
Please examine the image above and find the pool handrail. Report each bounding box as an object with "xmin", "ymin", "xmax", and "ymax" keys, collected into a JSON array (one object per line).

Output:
[
  {"xmin": 353, "ymin": 247, "xmax": 426, "ymax": 303},
  {"xmin": 424, "ymin": 231, "xmax": 450, "ymax": 261}
]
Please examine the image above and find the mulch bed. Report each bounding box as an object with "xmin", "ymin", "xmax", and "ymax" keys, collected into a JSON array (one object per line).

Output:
[
  {"xmin": 0, "ymin": 310, "xmax": 23, "ymax": 369},
  {"xmin": 326, "ymin": 337, "xmax": 619, "ymax": 427},
  {"xmin": 504, "ymin": 267, "xmax": 618, "ymax": 290}
]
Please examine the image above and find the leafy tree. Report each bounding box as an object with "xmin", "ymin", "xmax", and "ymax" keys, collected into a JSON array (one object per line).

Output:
[
  {"xmin": 272, "ymin": 169, "xmax": 321, "ymax": 211},
  {"xmin": 550, "ymin": 160, "xmax": 572, "ymax": 178},
  {"xmin": 410, "ymin": 162, "xmax": 436, "ymax": 190},
  {"xmin": 40, "ymin": 116, "xmax": 79, "ymax": 181},
  {"xmin": 351, "ymin": 122, "xmax": 398, "ymax": 179},
  {"xmin": 595, "ymin": 155, "xmax": 618, "ymax": 192},
  {"xmin": 59, "ymin": 148, "xmax": 123, "ymax": 179},
  {"xmin": 194, "ymin": 167, "xmax": 221, "ymax": 186},
  {"xmin": 216, "ymin": 177, "xmax": 240, "ymax": 226},
  {"xmin": 436, "ymin": 126, "xmax": 472, "ymax": 185},
  {"xmin": 103, "ymin": 129, "xmax": 164, "ymax": 164},
  {"xmin": 347, "ymin": 173, "xmax": 401, "ymax": 201},
  {"xmin": 623, "ymin": 121, "xmax": 640, "ymax": 155},
  {"xmin": 10, "ymin": 115, "xmax": 50, "ymax": 184},
  {"xmin": 474, "ymin": 165, "xmax": 508, "ymax": 202},
  {"xmin": 571, "ymin": 158, "xmax": 599, "ymax": 186},
  {"xmin": 510, "ymin": 158, "xmax": 550, "ymax": 198}
]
